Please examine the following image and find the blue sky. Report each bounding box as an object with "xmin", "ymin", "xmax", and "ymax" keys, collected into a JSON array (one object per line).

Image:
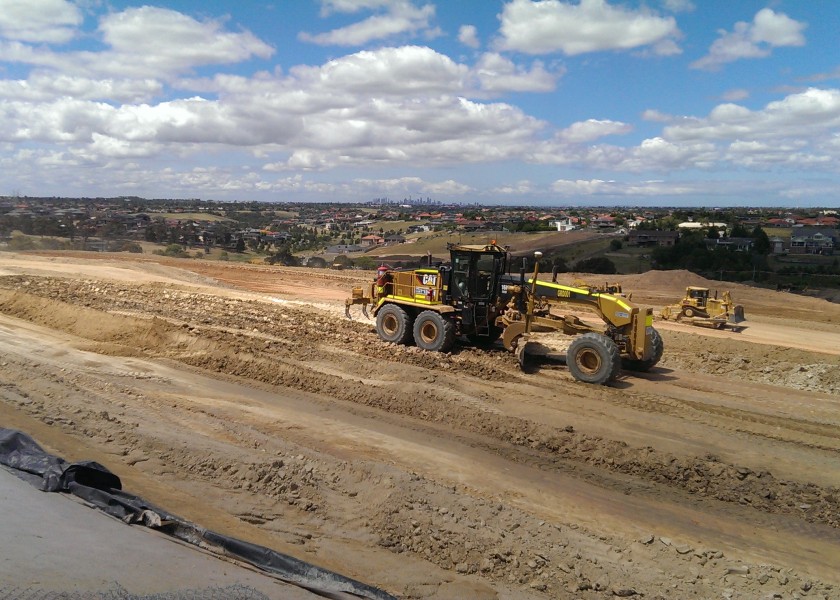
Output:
[{"xmin": 0, "ymin": 0, "xmax": 838, "ymax": 207}]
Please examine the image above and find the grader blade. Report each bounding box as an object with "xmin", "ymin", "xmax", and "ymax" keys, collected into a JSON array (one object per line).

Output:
[
  {"xmin": 513, "ymin": 333, "xmax": 570, "ymax": 371},
  {"xmin": 730, "ymin": 304, "xmax": 746, "ymax": 323},
  {"xmin": 515, "ymin": 338, "xmax": 531, "ymax": 370}
]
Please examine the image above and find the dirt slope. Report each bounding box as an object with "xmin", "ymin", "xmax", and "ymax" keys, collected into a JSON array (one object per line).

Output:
[{"xmin": 1, "ymin": 251, "xmax": 839, "ymax": 600}]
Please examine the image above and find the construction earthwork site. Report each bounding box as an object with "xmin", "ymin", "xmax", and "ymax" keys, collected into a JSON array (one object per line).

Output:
[{"xmin": 1, "ymin": 250, "xmax": 839, "ymax": 600}]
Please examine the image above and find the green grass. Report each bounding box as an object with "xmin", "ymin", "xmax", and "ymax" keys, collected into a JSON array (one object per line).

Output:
[{"xmin": 604, "ymin": 246, "xmax": 655, "ymax": 274}]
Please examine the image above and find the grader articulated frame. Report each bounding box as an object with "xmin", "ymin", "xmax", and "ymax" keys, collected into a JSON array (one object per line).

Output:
[{"xmin": 346, "ymin": 243, "xmax": 662, "ymax": 385}]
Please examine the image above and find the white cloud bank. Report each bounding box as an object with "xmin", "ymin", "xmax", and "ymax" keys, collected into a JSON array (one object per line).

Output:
[
  {"xmin": 0, "ymin": 0, "xmax": 81, "ymax": 43},
  {"xmin": 0, "ymin": 1, "xmax": 834, "ymax": 205},
  {"xmin": 497, "ymin": 0, "xmax": 681, "ymax": 56},
  {"xmin": 691, "ymin": 8, "xmax": 806, "ymax": 71},
  {"xmin": 300, "ymin": 0, "xmax": 438, "ymax": 46}
]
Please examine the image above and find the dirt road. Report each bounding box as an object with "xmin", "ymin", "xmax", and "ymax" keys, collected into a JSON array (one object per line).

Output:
[{"xmin": 1, "ymin": 251, "xmax": 839, "ymax": 599}]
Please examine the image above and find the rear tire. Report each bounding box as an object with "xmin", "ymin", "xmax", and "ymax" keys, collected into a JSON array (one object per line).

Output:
[
  {"xmin": 413, "ymin": 310, "xmax": 455, "ymax": 352},
  {"xmin": 376, "ymin": 304, "xmax": 413, "ymax": 345},
  {"xmin": 622, "ymin": 327, "xmax": 664, "ymax": 372},
  {"xmin": 567, "ymin": 333, "xmax": 621, "ymax": 385}
]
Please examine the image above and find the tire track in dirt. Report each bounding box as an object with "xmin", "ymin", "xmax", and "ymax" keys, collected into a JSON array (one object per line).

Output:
[
  {"xmin": 3, "ymin": 275, "xmax": 840, "ymax": 536},
  {"xmin": 605, "ymin": 380, "xmax": 840, "ymax": 454},
  {"xmin": 5, "ymin": 262, "xmax": 840, "ymax": 596}
]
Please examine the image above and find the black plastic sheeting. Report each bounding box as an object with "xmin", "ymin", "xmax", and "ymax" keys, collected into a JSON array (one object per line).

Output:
[{"xmin": 0, "ymin": 428, "xmax": 398, "ymax": 600}]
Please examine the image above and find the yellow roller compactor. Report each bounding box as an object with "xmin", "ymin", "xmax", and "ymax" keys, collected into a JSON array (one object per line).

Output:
[{"xmin": 346, "ymin": 243, "xmax": 662, "ymax": 385}]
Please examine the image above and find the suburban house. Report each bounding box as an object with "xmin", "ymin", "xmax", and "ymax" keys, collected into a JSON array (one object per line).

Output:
[
  {"xmin": 705, "ymin": 237, "xmax": 754, "ymax": 251},
  {"xmin": 326, "ymin": 243, "xmax": 364, "ymax": 254},
  {"xmin": 766, "ymin": 217, "xmax": 795, "ymax": 227},
  {"xmin": 590, "ymin": 215, "xmax": 616, "ymax": 229},
  {"xmin": 769, "ymin": 236, "xmax": 786, "ymax": 254},
  {"xmin": 628, "ymin": 230, "xmax": 679, "ymax": 247},
  {"xmin": 549, "ymin": 217, "xmax": 576, "ymax": 232},
  {"xmin": 678, "ymin": 221, "xmax": 728, "ymax": 232},
  {"xmin": 456, "ymin": 219, "xmax": 489, "ymax": 231},
  {"xmin": 360, "ymin": 234, "xmax": 385, "ymax": 246},
  {"xmin": 789, "ymin": 229, "xmax": 838, "ymax": 255}
]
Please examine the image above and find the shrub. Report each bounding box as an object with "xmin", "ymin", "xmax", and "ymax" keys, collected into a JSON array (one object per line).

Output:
[{"xmin": 574, "ymin": 256, "xmax": 617, "ymax": 274}]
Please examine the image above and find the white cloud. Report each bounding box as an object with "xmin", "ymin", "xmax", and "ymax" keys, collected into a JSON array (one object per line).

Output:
[
  {"xmin": 721, "ymin": 88, "xmax": 749, "ymax": 102},
  {"xmin": 660, "ymin": 0, "xmax": 694, "ymax": 13},
  {"xmin": 525, "ymin": 87, "xmax": 840, "ymax": 175},
  {"xmin": 0, "ymin": 6, "xmax": 274, "ymax": 81},
  {"xmin": 614, "ymin": 137, "xmax": 719, "ymax": 171},
  {"xmin": 0, "ymin": 0, "xmax": 81, "ymax": 43},
  {"xmin": 557, "ymin": 119, "xmax": 632, "ymax": 143},
  {"xmin": 291, "ymin": 45, "xmax": 467, "ymax": 95},
  {"xmin": 691, "ymin": 8, "xmax": 806, "ymax": 71},
  {"xmin": 85, "ymin": 133, "xmax": 162, "ymax": 159},
  {"xmin": 751, "ymin": 8, "xmax": 807, "ymax": 46},
  {"xmin": 641, "ymin": 109, "xmax": 674, "ymax": 123},
  {"xmin": 497, "ymin": 0, "xmax": 680, "ymax": 56},
  {"xmin": 1, "ymin": 3, "xmax": 835, "ymax": 205},
  {"xmin": 472, "ymin": 53, "xmax": 562, "ymax": 93},
  {"xmin": 0, "ymin": 72, "xmax": 162, "ymax": 103},
  {"xmin": 805, "ymin": 66, "xmax": 840, "ymax": 83},
  {"xmin": 458, "ymin": 25, "xmax": 479, "ymax": 49},
  {"xmin": 491, "ymin": 180, "xmax": 533, "ymax": 195},
  {"xmin": 617, "ymin": 88, "xmax": 840, "ymax": 172},
  {"xmin": 99, "ymin": 7, "xmax": 274, "ymax": 73},
  {"xmin": 300, "ymin": 0, "xmax": 436, "ymax": 46},
  {"xmin": 150, "ymin": 46, "xmax": 546, "ymax": 172},
  {"xmin": 664, "ymin": 88, "xmax": 840, "ymax": 143},
  {"xmin": 551, "ymin": 177, "xmax": 730, "ymax": 198},
  {"xmin": 552, "ymin": 178, "xmax": 611, "ymax": 194}
]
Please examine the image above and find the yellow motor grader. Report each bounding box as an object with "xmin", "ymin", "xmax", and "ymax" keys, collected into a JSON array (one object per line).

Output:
[
  {"xmin": 346, "ymin": 243, "xmax": 662, "ymax": 385},
  {"xmin": 660, "ymin": 286, "xmax": 746, "ymax": 331}
]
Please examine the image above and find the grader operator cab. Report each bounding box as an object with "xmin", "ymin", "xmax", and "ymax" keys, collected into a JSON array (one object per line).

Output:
[
  {"xmin": 346, "ymin": 243, "xmax": 662, "ymax": 385},
  {"xmin": 660, "ymin": 286, "xmax": 746, "ymax": 331}
]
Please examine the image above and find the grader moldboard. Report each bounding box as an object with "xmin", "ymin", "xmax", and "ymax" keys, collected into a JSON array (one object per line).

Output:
[{"xmin": 345, "ymin": 243, "xmax": 663, "ymax": 385}]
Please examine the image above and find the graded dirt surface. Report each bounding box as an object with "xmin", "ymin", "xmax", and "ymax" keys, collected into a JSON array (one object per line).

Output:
[{"xmin": 1, "ymin": 250, "xmax": 839, "ymax": 599}]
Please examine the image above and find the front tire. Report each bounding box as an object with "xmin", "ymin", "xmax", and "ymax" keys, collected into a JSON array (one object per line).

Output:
[
  {"xmin": 567, "ymin": 333, "xmax": 621, "ymax": 385},
  {"xmin": 376, "ymin": 304, "xmax": 413, "ymax": 345},
  {"xmin": 623, "ymin": 327, "xmax": 664, "ymax": 372},
  {"xmin": 413, "ymin": 311, "xmax": 455, "ymax": 352}
]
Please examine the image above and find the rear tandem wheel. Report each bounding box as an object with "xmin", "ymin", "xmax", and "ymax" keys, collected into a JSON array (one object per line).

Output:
[
  {"xmin": 413, "ymin": 310, "xmax": 455, "ymax": 352},
  {"xmin": 622, "ymin": 327, "xmax": 664, "ymax": 372},
  {"xmin": 375, "ymin": 304, "xmax": 413, "ymax": 345}
]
